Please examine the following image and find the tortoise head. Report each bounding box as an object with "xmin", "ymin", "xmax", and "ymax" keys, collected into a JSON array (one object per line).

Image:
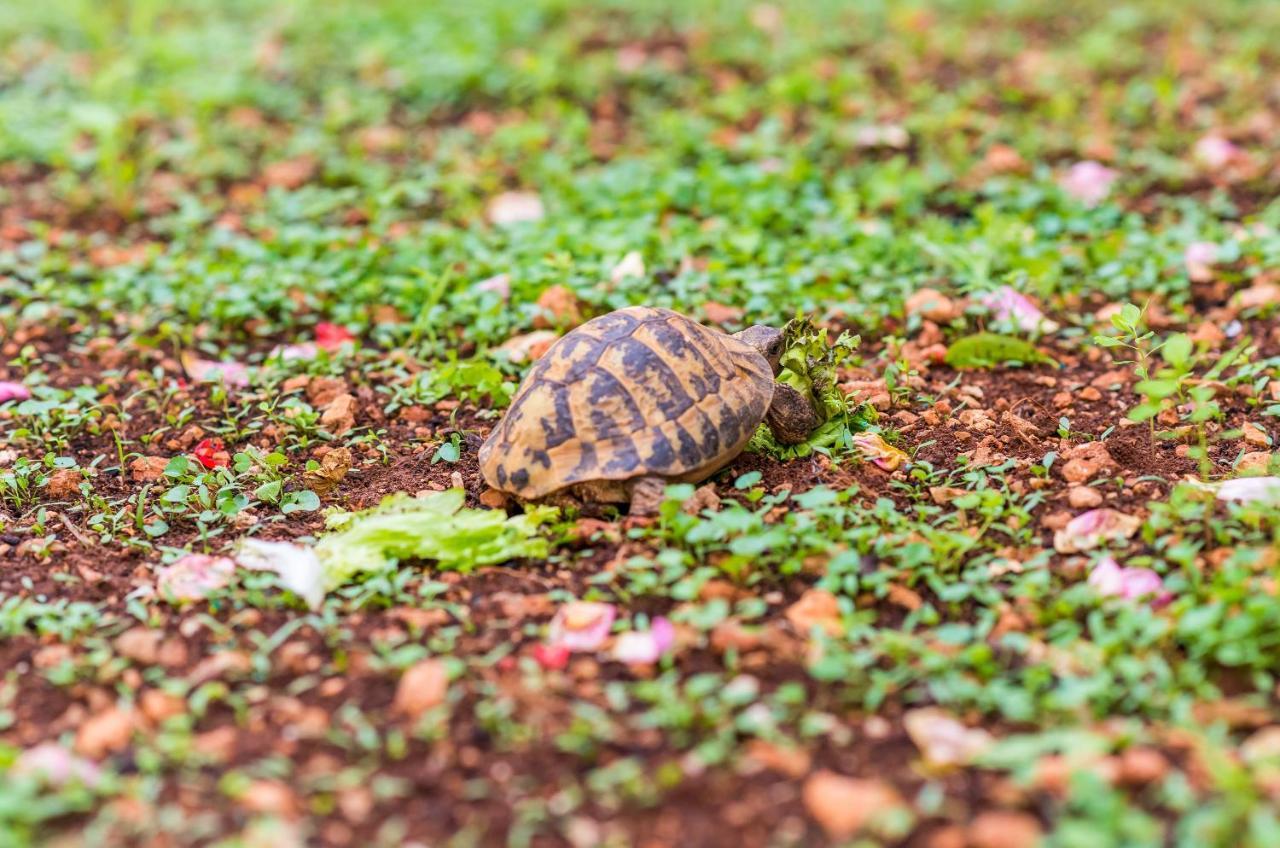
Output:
[{"xmin": 732, "ymin": 325, "xmax": 784, "ymax": 375}]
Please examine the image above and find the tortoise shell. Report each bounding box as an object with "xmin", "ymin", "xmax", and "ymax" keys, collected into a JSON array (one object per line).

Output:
[{"xmin": 479, "ymin": 306, "xmax": 775, "ymax": 500}]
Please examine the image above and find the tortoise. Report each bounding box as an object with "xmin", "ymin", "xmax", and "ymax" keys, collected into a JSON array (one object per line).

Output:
[{"xmin": 479, "ymin": 306, "xmax": 819, "ymax": 514}]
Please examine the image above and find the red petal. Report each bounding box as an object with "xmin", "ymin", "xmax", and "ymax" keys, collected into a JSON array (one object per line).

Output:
[
  {"xmin": 533, "ymin": 644, "xmax": 570, "ymax": 671},
  {"xmin": 315, "ymin": 322, "xmax": 355, "ymax": 351},
  {"xmin": 193, "ymin": 438, "xmax": 230, "ymax": 469}
]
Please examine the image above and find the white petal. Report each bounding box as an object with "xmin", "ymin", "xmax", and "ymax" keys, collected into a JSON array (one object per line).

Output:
[{"xmin": 236, "ymin": 540, "xmax": 326, "ymax": 609}]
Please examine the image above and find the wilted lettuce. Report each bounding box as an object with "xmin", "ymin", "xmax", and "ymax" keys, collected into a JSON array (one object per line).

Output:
[
  {"xmin": 235, "ymin": 490, "xmax": 556, "ymax": 607},
  {"xmin": 944, "ymin": 333, "xmax": 1049, "ymax": 369},
  {"xmin": 748, "ymin": 317, "xmax": 875, "ymax": 459},
  {"xmin": 319, "ymin": 489, "xmax": 556, "ymax": 584}
]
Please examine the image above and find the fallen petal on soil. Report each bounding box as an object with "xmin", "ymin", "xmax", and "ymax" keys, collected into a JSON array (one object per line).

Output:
[{"xmin": 548, "ymin": 601, "xmax": 617, "ymax": 652}]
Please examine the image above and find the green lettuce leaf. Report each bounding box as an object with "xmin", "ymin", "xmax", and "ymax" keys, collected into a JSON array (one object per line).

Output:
[
  {"xmin": 944, "ymin": 333, "xmax": 1050, "ymax": 370},
  {"xmin": 317, "ymin": 490, "xmax": 556, "ymax": 585},
  {"xmin": 748, "ymin": 317, "xmax": 875, "ymax": 459}
]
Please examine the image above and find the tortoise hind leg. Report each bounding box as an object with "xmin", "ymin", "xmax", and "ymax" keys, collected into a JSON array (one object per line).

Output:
[
  {"xmin": 627, "ymin": 476, "xmax": 668, "ymax": 516},
  {"xmin": 554, "ymin": 480, "xmax": 629, "ymax": 519}
]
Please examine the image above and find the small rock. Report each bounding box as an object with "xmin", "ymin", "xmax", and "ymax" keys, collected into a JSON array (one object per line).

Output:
[
  {"xmin": 1061, "ymin": 458, "xmax": 1102, "ymax": 484},
  {"xmin": 337, "ymin": 786, "xmax": 375, "ymax": 824},
  {"xmin": 929, "ymin": 486, "xmax": 968, "ymax": 505},
  {"xmin": 904, "ymin": 707, "xmax": 993, "ymax": 769},
  {"xmin": 710, "ymin": 619, "xmax": 764, "ymax": 653},
  {"xmin": 193, "ymin": 726, "xmax": 239, "ymax": 762},
  {"xmin": 187, "ymin": 651, "xmax": 253, "ymax": 685},
  {"xmin": 1067, "ymin": 486, "xmax": 1103, "ymax": 508},
  {"xmin": 1031, "ymin": 755, "xmax": 1071, "ymax": 795},
  {"xmin": 785, "ymin": 589, "xmax": 842, "ymax": 637},
  {"xmin": 1191, "ymin": 321, "xmax": 1225, "ymax": 347},
  {"xmin": 75, "ymin": 707, "xmax": 134, "ymax": 759},
  {"xmin": 801, "ymin": 770, "xmax": 905, "ymax": 840},
  {"xmin": 966, "ymin": 810, "xmax": 1042, "ymax": 848},
  {"xmin": 498, "ymin": 330, "xmax": 559, "ymax": 363},
  {"xmin": 744, "ymin": 739, "xmax": 810, "ymax": 778},
  {"xmin": 1244, "ymin": 422, "xmax": 1271, "ymax": 447},
  {"xmin": 320, "ymin": 393, "xmax": 358, "ymax": 435},
  {"xmin": 983, "ymin": 144, "xmax": 1026, "ymax": 174},
  {"xmin": 399, "ymin": 406, "xmax": 431, "ymax": 424},
  {"xmin": 1239, "ymin": 452, "xmax": 1272, "ymax": 474},
  {"xmin": 46, "ymin": 468, "xmax": 84, "ymax": 498},
  {"xmin": 393, "ymin": 659, "xmax": 449, "ymax": 718},
  {"xmin": 306, "ymin": 376, "xmax": 348, "ymax": 408},
  {"xmin": 1242, "ymin": 726, "xmax": 1280, "ymax": 762},
  {"xmin": 114, "ymin": 628, "xmax": 163, "ymax": 665},
  {"xmin": 1118, "ymin": 747, "xmax": 1168, "ymax": 785},
  {"xmin": 34, "ymin": 644, "xmax": 73, "ymax": 669},
  {"xmin": 240, "ymin": 779, "xmax": 299, "ymax": 818},
  {"xmin": 887, "ymin": 583, "xmax": 923, "ymax": 611},
  {"xmin": 129, "ymin": 456, "xmax": 170, "ymax": 482},
  {"xmin": 1061, "ymin": 440, "xmax": 1114, "ymax": 465},
  {"xmin": 703, "ymin": 302, "xmax": 743, "ymax": 325},
  {"xmin": 1235, "ymin": 283, "xmax": 1280, "ymax": 312},
  {"xmin": 262, "ymin": 157, "xmax": 316, "ymax": 190},
  {"xmin": 922, "ymin": 824, "xmax": 966, "ymax": 848},
  {"xmin": 681, "ymin": 483, "xmax": 720, "ymax": 515},
  {"xmin": 905, "ymin": 288, "xmax": 958, "ymax": 323},
  {"xmin": 533, "ymin": 285, "xmax": 583, "ymax": 328},
  {"xmin": 158, "ymin": 639, "xmax": 189, "ymax": 668},
  {"xmin": 140, "ymin": 690, "xmax": 186, "ymax": 724}
]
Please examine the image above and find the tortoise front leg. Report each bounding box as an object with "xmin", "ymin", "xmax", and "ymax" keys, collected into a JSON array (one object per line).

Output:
[{"xmin": 765, "ymin": 383, "xmax": 822, "ymax": 445}]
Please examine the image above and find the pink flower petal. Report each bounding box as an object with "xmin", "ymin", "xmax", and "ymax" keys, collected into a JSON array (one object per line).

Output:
[
  {"xmin": 1059, "ymin": 161, "xmax": 1119, "ymax": 206},
  {"xmin": 0, "ymin": 381, "xmax": 30, "ymax": 403},
  {"xmin": 156, "ymin": 554, "xmax": 236, "ymax": 602},
  {"xmin": 979, "ymin": 286, "xmax": 1059, "ymax": 333},
  {"xmin": 13, "ymin": 743, "xmax": 103, "ymax": 788},
  {"xmin": 272, "ymin": 342, "xmax": 320, "ymax": 362},
  {"xmin": 1053, "ymin": 509, "xmax": 1142, "ymax": 554},
  {"xmin": 487, "ymin": 192, "xmax": 544, "ymax": 226},
  {"xmin": 610, "ymin": 251, "xmax": 646, "ymax": 284},
  {"xmin": 1086, "ymin": 556, "xmax": 1126, "ymax": 595},
  {"xmin": 1184, "ymin": 242, "xmax": 1218, "ymax": 282},
  {"xmin": 1215, "ymin": 476, "xmax": 1280, "ymax": 506},
  {"xmin": 903, "ymin": 707, "xmax": 994, "ymax": 769},
  {"xmin": 1193, "ymin": 135, "xmax": 1241, "ymax": 170},
  {"xmin": 851, "ymin": 433, "xmax": 909, "ymax": 470},
  {"xmin": 475, "ymin": 273, "xmax": 512, "ymax": 300},
  {"xmin": 548, "ymin": 601, "xmax": 616, "ymax": 653},
  {"xmin": 184, "ymin": 357, "xmax": 251, "ymax": 388},
  {"xmin": 1088, "ymin": 556, "xmax": 1170, "ymax": 605},
  {"xmin": 650, "ymin": 617, "xmax": 675, "ymax": 653},
  {"xmin": 612, "ymin": 617, "xmax": 676, "ymax": 664}
]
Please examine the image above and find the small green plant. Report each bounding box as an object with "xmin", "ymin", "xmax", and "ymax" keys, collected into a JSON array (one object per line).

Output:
[
  {"xmin": 0, "ymin": 458, "xmax": 47, "ymax": 511},
  {"xmin": 1095, "ymin": 303, "xmax": 1165, "ymax": 445}
]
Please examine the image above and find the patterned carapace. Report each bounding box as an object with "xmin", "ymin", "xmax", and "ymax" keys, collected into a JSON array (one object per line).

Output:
[{"xmin": 480, "ymin": 307, "xmax": 775, "ymax": 499}]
